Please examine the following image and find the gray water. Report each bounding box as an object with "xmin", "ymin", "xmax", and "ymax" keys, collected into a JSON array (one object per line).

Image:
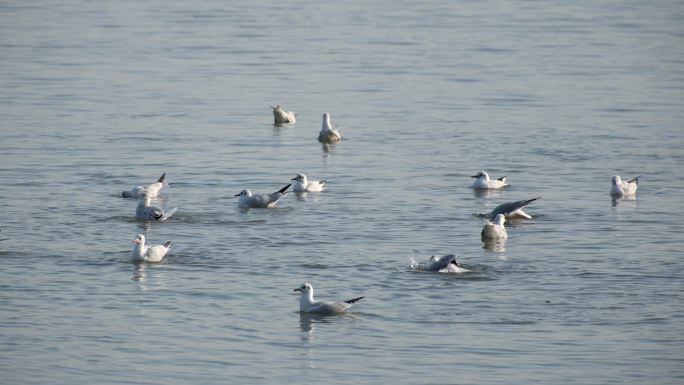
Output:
[{"xmin": 1, "ymin": 1, "xmax": 683, "ymax": 384}]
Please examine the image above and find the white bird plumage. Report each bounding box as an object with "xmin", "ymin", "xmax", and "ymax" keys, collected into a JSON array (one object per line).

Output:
[
  {"xmin": 131, "ymin": 234, "xmax": 171, "ymax": 262},
  {"xmin": 293, "ymin": 282, "xmax": 364, "ymax": 315},
  {"xmin": 489, "ymin": 196, "xmax": 541, "ymax": 220},
  {"xmin": 610, "ymin": 175, "xmax": 639, "ymax": 198},
  {"xmin": 481, "ymin": 214, "xmax": 508, "ymax": 241},
  {"xmin": 318, "ymin": 113, "xmax": 342, "ymax": 143},
  {"xmin": 470, "ymin": 170, "xmax": 509, "ymax": 189},
  {"xmin": 271, "ymin": 105, "xmax": 296, "ymax": 125},
  {"xmin": 122, "ymin": 173, "xmax": 166, "ymax": 199},
  {"xmin": 291, "ymin": 173, "xmax": 326, "ymax": 192},
  {"xmin": 235, "ymin": 184, "xmax": 290, "ymax": 208},
  {"xmin": 136, "ymin": 194, "xmax": 177, "ymax": 221}
]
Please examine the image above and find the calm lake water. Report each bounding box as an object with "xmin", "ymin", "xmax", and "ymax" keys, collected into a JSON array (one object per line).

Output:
[{"xmin": 1, "ymin": 1, "xmax": 683, "ymax": 384}]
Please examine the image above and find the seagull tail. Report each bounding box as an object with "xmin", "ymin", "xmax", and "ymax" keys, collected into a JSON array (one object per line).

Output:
[
  {"xmin": 163, "ymin": 241, "xmax": 172, "ymax": 248},
  {"xmin": 628, "ymin": 176, "xmax": 640, "ymax": 184},
  {"xmin": 157, "ymin": 173, "xmax": 166, "ymax": 183},
  {"xmin": 497, "ymin": 176, "xmax": 506, "ymax": 182},
  {"xmin": 344, "ymin": 296, "xmax": 365, "ymax": 305}
]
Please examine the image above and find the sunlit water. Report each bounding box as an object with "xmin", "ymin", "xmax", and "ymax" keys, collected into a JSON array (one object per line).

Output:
[{"xmin": 1, "ymin": 1, "xmax": 683, "ymax": 384}]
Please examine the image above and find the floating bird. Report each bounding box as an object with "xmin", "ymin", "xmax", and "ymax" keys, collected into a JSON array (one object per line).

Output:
[
  {"xmin": 481, "ymin": 214, "xmax": 508, "ymax": 241},
  {"xmin": 131, "ymin": 234, "xmax": 171, "ymax": 262},
  {"xmin": 610, "ymin": 175, "xmax": 639, "ymax": 198},
  {"xmin": 424, "ymin": 254, "xmax": 470, "ymax": 273},
  {"xmin": 291, "ymin": 173, "xmax": 326, "ymax": 193},
  {"xmin": 271, "ymin": 105, "xmax": 296, "ymax": 125},
  {"xmin": 122, "ymin": 173, "xmax": 166, "ymax": 199},
  {"xmin": 293, "ymin": 282, "xmax": 364, "ymax": 315},
  {"xmin": 235, "ymin": 184, "xmax": 291, "ymax": 208},
  {"xmin": 136, "ymin": 193, "xmax": 177, "ymax": 221},
  {"xmin": 318, "ymin": 113, "xmax": 342, "ymax": 143},
  {"xmin": 490, "ymin": 196, "xmax": 541, "ymax": 219},
  {"xmin": 470, "ymin": 170, "xmax": 509, "ymax": 189}
]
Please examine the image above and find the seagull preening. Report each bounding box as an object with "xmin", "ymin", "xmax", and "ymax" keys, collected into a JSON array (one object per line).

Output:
[
  {"xmin": 293, "ymin": 282, "xmax": 364, "ymax": 315},
  {"xmin": 411, "ymin": 254, "xmax": 470, "ymax": 273},
  {"xmin": 271, "ymin": 105, "xmax": 296, "ymax": 125},
  {"xmin": 610, "ymin": 175, "xmax": 639, "ymax": 198},
  {"xmin": 470, "ymin": 170, "xmax": 509, "ymax": 189},
  {"xmin": 318, "ymin": 113, "xmax": 342, "ymax": 143},
  {"xmin": 131, "ymin": 234, "xmax": 171, "ymax": 262},
  {"xmin": 481, "ymin": 214, "xmax": 508, "ymax": 241},
  {"xmin": 235, "ymin": 184, "xmax": 291, "ymax": 208},
  {"xmin": 136, "ymin": 193, "xmax": 178, "ymax": 221},
  {"xmin": 122, "ymin": 173, "xmax": 166, "ymax": 199},
  {"xmin": 291, "ymin": 173, "xmax": 326, "ymax": 193},
  {"xmin": 489, "ymin": 196, "xmax": 541, "ymax": 219}
]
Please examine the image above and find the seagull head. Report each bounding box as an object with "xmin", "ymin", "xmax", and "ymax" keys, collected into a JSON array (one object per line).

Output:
[
  {"xmin": 471, "ymin": 170, "xmax": 488, "ymax": 179},
  {"xmin": 132, "ymin": 234, "xmax": 145, "ymax": 244},
  {"xmin": 291, "ymin": 173, "xmax": 306, "ymax": 182},
  {"xmin": 235, "ymin": 189, "xmax": 252, "ymax": 197},
  {"xmin": 293, "ymin": 282, "xmax": 313, "ymax": 294},
  {"xmin": 611, "ymin": 175, "xmax": 621, "ymax": 185}
]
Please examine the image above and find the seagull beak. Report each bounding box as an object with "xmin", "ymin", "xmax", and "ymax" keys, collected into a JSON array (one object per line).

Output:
[
  {"xmin": 132, "ymin": 239, "xmax": 140, "ymax": 244},
  {"xmin": 470, "ymin": 175, "xmax": 479, "ymax": 178},
  {"xmin": 293, "ymin": 288, "xmax": 302, "ymax": 292},
  {"xmin": 234, "ymin": 193, "xmax": 240, "ymax": 197},
  {"xmin": 291, "ymin": 177, "xmax": 297, "ymax": 180}
]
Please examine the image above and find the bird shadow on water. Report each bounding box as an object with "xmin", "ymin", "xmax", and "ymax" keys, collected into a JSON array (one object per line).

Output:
[{"xmin": 298, "ymin": 312, "xmax": 356, "ymax": 337}]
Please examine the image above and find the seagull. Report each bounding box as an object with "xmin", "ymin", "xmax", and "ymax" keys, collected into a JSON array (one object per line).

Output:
[
  {"xmin": 490, "ymin": 196, "xmax": 541, "ymax": 219},
  {"xmin": 318, "ymin": 113, "xmax": 342, "ymax": 143},
  {"xmin": 131, "ymin": 234, "xmax": 171, "ymax": 262},
  {"xmin": 481, "ymin": 214, "xmax": 508, "ymax": 241},
  {"xmin": 470, "ymin": 170, "xmax": 509, "ymax": 189},
  {"xmin": 271, "ymin": 105, "xmax": 296, "ymax": 125},
  {"xmin": 424, "ymin": 254, "xmax": 470, "ymax": 273},
  {"xmin": 235, "ymin": 184, "xmax": 290, "ymax": 208},
  {"xmin": 122, "ymin": 173, "xmax": 166, "ymax": 199},
  {"xmin": 293, "ymin": 282, "xmax": 364, "ymax": 315},
  {"xmin": 291, "ymin": 173, "xmax": 326, "ymax": 193},
  {"xmin": 610, "ymin": 175, "xmax": 639, "ymax": 198},
  {"xmin": 136, "ymin": 193, "xmax": 178, "ymax": 221}
]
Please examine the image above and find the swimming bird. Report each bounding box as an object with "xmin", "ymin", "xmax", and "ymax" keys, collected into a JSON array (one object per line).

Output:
[
  {"xmin": 481, "ymin": 214, "xmax": 508, "ymax": 241},
  {"xmin": 318, "ymin": 113, "xmax": 342, "ymax": 143},
  {"xmin": 425, "ymin": 254, "xmax": 470, "ymax": 273},
  {"xmin": 291, "ymin": 173, "xmax": 326, "ymax": 192},
  {"xmin": 271, "ymin": 105, "xmax": 296, "ymax": 125},
  {"xmin": 235, "ymin": 184, "xmax": 291, "ymax": 208},
  {"xmin": 470, "ymin": 170, "xmax": 509, "ymax": 189},
  {"xmin": 490, "ymin": 196, "xmax": 541, "ymax": 219},
  {"xmin": 131, "ymin": 234, "xmax": 171, "ymax": 262},
  {"xmin": 122, "ymin": 173, "xmax": 166, "ymax": 199},
  {"xmin": 293, "ymin": 282, "xmax": 364, "ymax": 315},
  {"xmin": 610, "ymin": 175, "xmax": 639, "ymax": 198},
  {"xmin": 136, "ymin": 193, "xmax": 177, "ymax": 221}
]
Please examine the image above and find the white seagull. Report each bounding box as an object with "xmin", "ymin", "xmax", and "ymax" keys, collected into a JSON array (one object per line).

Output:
[
  {"xmin": 235, "ymin": 184, "xmax": 290, "ymax": 208},
  {"xmin": 131, "ymin": 234, "xmax": 172, "ymax": 262},
  {"xmin": 291, "ymin": 173, "xmax": 326, "ymax": 193},
  {"xmin": 136, "ymin": 193, "xmax": 178, "ymax": 221},
  {"xmin": 481, "ymin": 214, "xmax": 508, "ymax": 241},
  {"xmin": 610, "ymin": 175, "xmax": 639, "ymax": 198},
  {"xmin": 293, "ymin": 282, "xmax": 364, "ymax": 315},
  {"xmin": 122, "ymin": 173, "xmax": 166, "ymax": 199},
  {"xmin": 425, "ymin": 254, "xmax": 470, "ymax": 273},
  {"xmin": 489, "ymin": 196, "xmax": 541, "ymax": 219},
  {"xmin": 271, "ymin": 105, "xmax": 296, "ymax": 125},
  {"xmin": 318, "ymin": 113, "xmax": 342, "ymax": 143},
  {"xmin": 470, "ymin": 170, "xmax": 509, "ymax": 189}
]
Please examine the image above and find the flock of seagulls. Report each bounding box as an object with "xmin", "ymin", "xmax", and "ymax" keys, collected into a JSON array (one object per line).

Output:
[{"xmin": 118, "ymin": 105, "xmax": 640, "ymax": 315}]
